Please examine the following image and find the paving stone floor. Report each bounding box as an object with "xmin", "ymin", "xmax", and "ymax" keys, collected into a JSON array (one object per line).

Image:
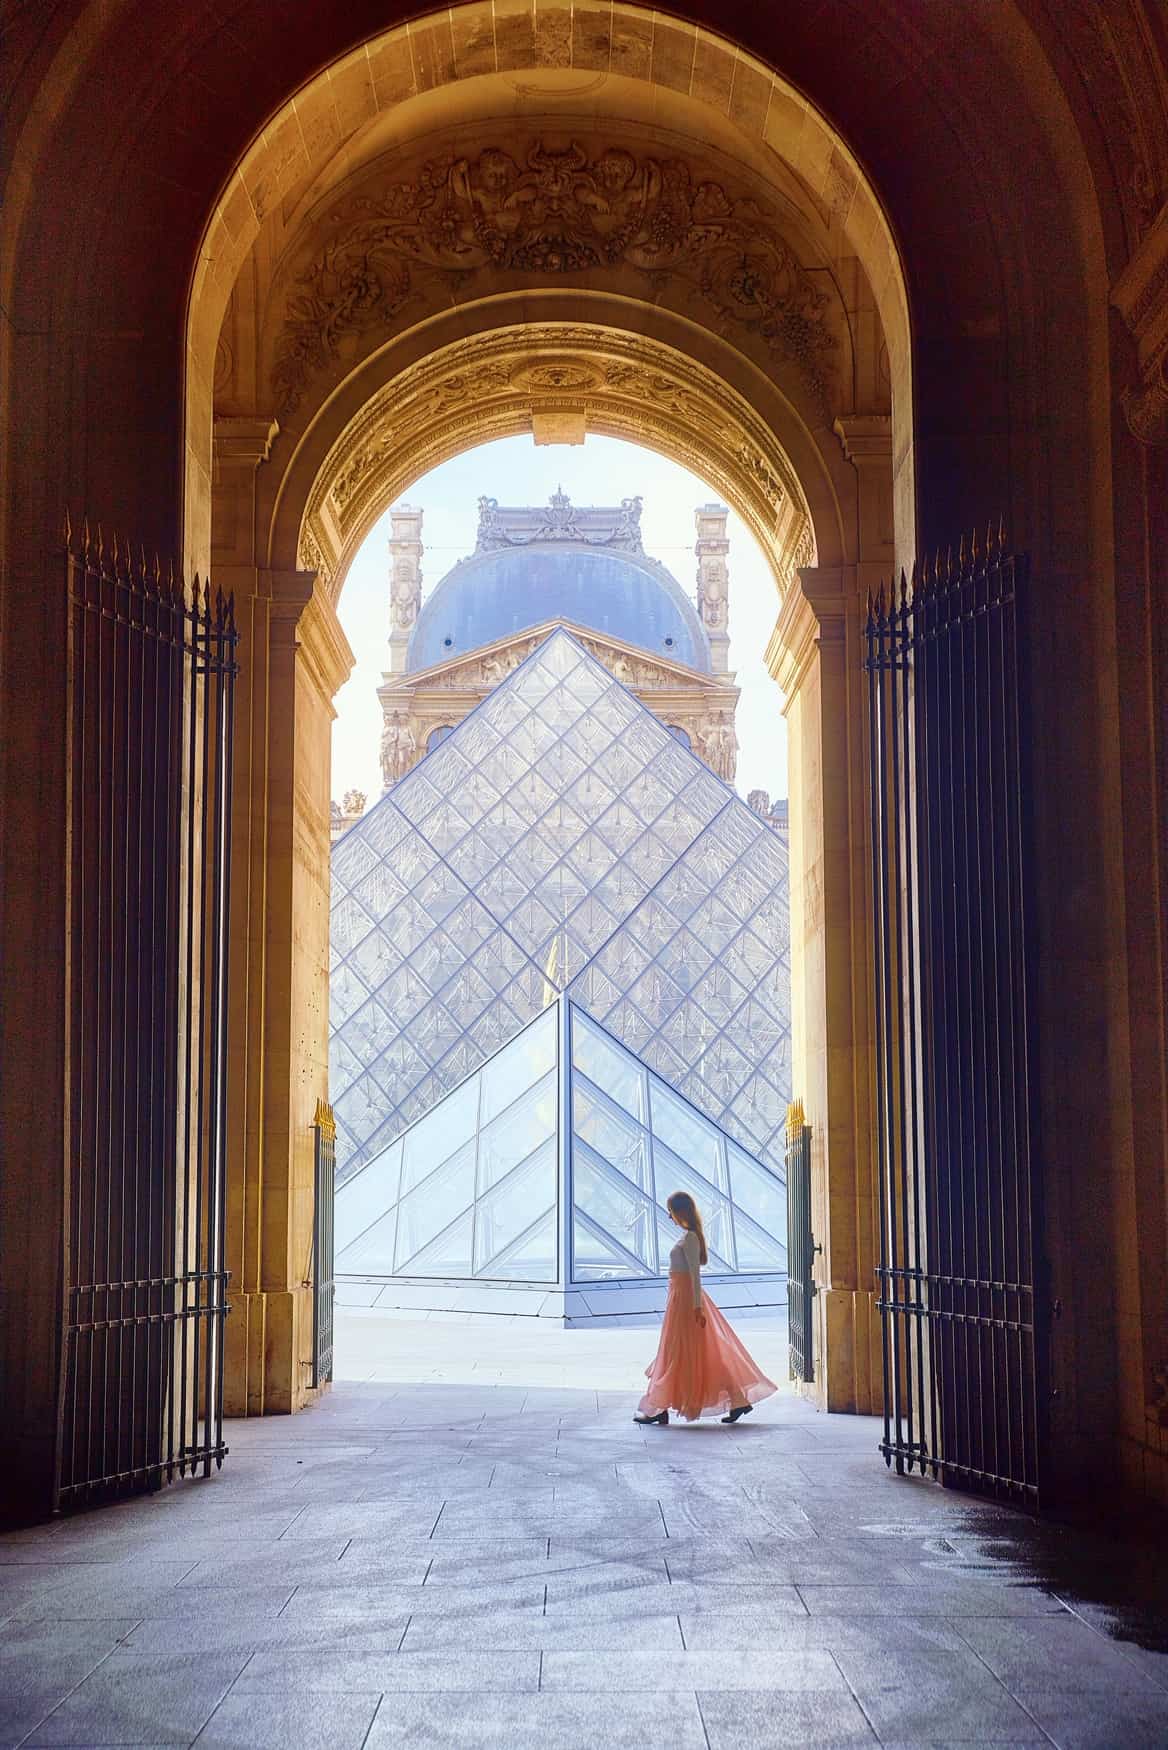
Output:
[{"xmin": 2, "ymin": 1312, "xmax": 1167, "ymax": 1749}]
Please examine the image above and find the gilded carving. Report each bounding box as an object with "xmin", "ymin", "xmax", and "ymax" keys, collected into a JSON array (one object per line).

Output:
[{"xmin": 273, "ymin": 140, "xmax": 834, "ymax": 414}]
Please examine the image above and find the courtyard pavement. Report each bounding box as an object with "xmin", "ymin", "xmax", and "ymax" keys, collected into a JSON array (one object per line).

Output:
[{"xmin": 2, "ymin": 1311, "xmax": 1167, "ymax": 1748}]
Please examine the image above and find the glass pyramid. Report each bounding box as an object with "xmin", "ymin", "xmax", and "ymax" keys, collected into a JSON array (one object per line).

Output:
[
  {"xmin": 334, "ymin": 998, "xmax": 788, "ymax": 1291},
  {"xmin": 329, "ymin": 628, "xmax": 791, "ymax": 1188}
]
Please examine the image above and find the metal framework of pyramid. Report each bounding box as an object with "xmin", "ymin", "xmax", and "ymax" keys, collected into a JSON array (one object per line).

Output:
[
  {"xmin": 334, "ymin": 997, "xmax": 787, "ymax": 1318},
  {"xmin": 329, "ymin": 628, "xmax": 792, "ymax": 1217}
]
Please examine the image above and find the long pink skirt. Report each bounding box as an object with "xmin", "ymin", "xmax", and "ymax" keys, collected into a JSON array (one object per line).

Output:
[{"xmin": 638, "ymin": 1276, "xmax": 778, "ymax": 1422}]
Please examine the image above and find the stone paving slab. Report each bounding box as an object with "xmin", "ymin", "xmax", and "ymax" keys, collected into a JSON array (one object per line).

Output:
[{"xmin": 2, "ymin": 1312, "xmax": 1166, "ymax": 1749}]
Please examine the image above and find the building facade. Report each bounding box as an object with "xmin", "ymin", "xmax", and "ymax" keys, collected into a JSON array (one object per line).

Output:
[{"xmin": 375, "ymin": 492, "xmax": 742, "ymax": 788}]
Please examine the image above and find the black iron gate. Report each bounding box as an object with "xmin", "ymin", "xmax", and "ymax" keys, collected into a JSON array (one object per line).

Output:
[
  {"xmin": 313, "ymin": 1101, "xmax": 336, "ymax": 1389},
  {"xmin": 864, "ymin": 530, "xmax": 1041, "ymax": 1505},
  {"xmin": 60, "ymin": 522, "xmax": 237, "ymax": 1506},
  {"xmin": 785, "ymin": 1102, "xmax": 815, "ymax": 1383}
]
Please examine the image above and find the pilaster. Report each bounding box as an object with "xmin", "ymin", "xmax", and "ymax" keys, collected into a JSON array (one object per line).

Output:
[
  {"xmin": 387, "ymin": 504, "xmax": 423, "ymax": 675},
  {"xmin": 770, "ymin": 564, "xmax": 879, "ymax": 1414},
  {"xmin": 694, "ymin": 503, "xmax": 731, "ymax": 673}
]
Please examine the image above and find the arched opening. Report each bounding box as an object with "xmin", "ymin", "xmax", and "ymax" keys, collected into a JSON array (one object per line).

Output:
[
  {"xmin": 200, "ymin": 7, "xmax": 898, "ymax": 1421},
  {"xmin": 3, "ymin": 0, "xmax": 1164, "ymax": 1535}
]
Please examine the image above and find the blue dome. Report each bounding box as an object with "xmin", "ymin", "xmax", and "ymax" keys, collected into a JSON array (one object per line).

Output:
[{"xmin": 407, "ymin": 544, "xmax": 710, "ymax": 673}]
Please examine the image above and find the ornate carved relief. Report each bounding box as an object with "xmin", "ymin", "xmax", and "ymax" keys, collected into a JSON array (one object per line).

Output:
[
  {"xmin": 379, "ymin": 712, "xmax": 417, "ymax": 787},
  {"xmin": 379, "ymin": 620, "xmax": 740, "ymax": 786},
  {"xmin": 1066, "ymin": 0, "xmax": 1168, "ymax": 253},
  {"xmin": 297, "ymin": 324, "xmax": 816, "ymax": 594},
  {"xmin": 476, "ymin": 487, "xmax": 644, "ymax": 552},
  {"xmin": 273, "ymin": 140, "xmax": 834, "ymax": 417}
]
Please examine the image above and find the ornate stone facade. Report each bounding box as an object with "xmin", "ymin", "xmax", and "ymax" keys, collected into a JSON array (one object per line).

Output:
[
  {"xmin": 356, "ymin": 492, "xmax": 743, "ymax": 800},
  {"xmin": 376, "ymin": 620, "xmax": 741, "ymax": 790},
  {"xmin": 273, "ymin": 139, "xmax": 834, "ymax": 421}
]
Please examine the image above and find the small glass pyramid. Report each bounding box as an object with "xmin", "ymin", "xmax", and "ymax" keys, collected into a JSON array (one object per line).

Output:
[
  {"xmin": 329, "ymin": 628, "xmax": 791, "ymax": 1191},
  {"xmin": 334, "ymin": 998, "xmax": 788, "ymax": 1300}
]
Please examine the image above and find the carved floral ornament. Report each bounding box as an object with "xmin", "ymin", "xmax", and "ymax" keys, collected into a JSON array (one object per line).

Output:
[
  {"xmin": 296, "ymin": 324, "xmax": 815, "ymax": 589},
  {"xmin": 273, "ymin": 140, "xmax": 835, "ymax": 418}
]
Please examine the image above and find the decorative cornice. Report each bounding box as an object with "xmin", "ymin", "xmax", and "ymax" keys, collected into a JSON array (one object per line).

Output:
[
  {"xmin": 272, "ymin": 137, "xmax": 835, "ymax": 420},
  {"xmin": 379, "ymin": 618, "xmax": 739, "ymax": 697}
]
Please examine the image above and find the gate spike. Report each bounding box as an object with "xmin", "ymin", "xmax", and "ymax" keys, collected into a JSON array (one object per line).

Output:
[
  {"xmin": 95, "ymin": 522, "xmax": 105, "ymax": 565},
  {"xmin": 998, "ymin": 512, "xmax": 1006, "ymax": 549},
  {"xmin": 81, "ymin": 516, "xmax": 91, "ymax": 559},
  {"xmin": 152, "ymin": 551, "xmax": 162, "ymax": 586},
  {"xmin": 62, "ymin": 508, "xmax": 72, "ymax": 549},
  {"xmin": 138, "ymin": 543, "xmax": 148, "ymax": 583},
  {"xmin": 958, "ymin": 531, "xmax": 968, "ymax": 568}
]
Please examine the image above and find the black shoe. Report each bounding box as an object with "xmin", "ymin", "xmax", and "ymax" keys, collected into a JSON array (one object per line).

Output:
[
  {"xmin": 721, "ymin": 1404, "xmax": 753, "ymax": 1424},
  {"xmin": 633, "ymin": 1410, "xmax": 668, "ymax": 1426}
]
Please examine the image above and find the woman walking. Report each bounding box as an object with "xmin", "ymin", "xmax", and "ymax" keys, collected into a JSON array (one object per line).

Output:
[{"xmin": 634, "ymin": 1191, "xmax": 778, "ymax": 1426}]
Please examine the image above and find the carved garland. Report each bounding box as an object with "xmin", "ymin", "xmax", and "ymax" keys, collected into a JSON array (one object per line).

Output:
[{"xmin": 273, "ymin": 141, "xmax": 834, "ymax": 417}]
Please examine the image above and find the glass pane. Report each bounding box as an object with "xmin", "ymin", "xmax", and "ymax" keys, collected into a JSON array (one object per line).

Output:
[
  {"xmin": 474, "ymin": 1139, "xmax": 557, "ymax": 1275},
  {"xmin": 570, "ymin": 1218, "xmax": 633, "ymax": 1288},
  {"xmin": 572, "ymin": 1143, "xmax": 655, "ymax": 1269},
  {"xmin": 650, "ymin": 1082, "xmax": 725, "ymax": 1188},
  {"xmin": 693, "ymin": 1036, "xmax": 753, "ymax": 1106},
  {"xmin": 394, "ymin": 1141, "xmax": 476, "ymax": 1271},
  {"xmin": 480, "ymin": 1008, "xmax": 557, "ymax": 1125},
  {"xmin": 571, "ymin": 1013, "xmax": 647, "ymax": 1124},
  {"xmin": 400, "ymin": 1076, "xmax": 479, "ymax": 1198},
  {"xmin": 728, "ymin": 1142, "xmax": 787, "ymax": 1245},
  {"xmin": 397, "ymin": 1208, "xmax": 475, "ymax": 1278},
  {"xmin": 731, "ymin": 1208, "xmax": 788, "ymax": 1272},
  {"xmin": 335, "ymin": 1202, "xmax": 400, "ymax": 1277},
  {"xmin": 334, "ymin": 1137, "xmax": 403, "ymax": 1253},
  {"xmin": 331, "ymin": 894, "xmax": 377, "ymax": 957},
  {"xmin": 572, "ymin": 1080, "xmax": 651, "ymax": 1192},
  {"xmin": 488, "ymin": 1207, "xmax": 558, "ymax": 1281},
  {"xmin": 478, "ymin": 1071, "xmax": 557, "ymax": 1194}
]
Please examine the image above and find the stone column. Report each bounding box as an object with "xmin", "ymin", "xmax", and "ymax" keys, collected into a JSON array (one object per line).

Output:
[
  {"xmin": 694, "ymin": 504, "xmax": 731, "ymax": 673},
  {"xmin": 212, "ymin": 419, "xmax": 354, "ymax": 1417},
  {"xmin": 772, "ymin": 565, "xmax": 879, "ymax": 1414},
  {"xmin": 768, "ymin": 419, "xmax": 891, "ymax": 1417}
]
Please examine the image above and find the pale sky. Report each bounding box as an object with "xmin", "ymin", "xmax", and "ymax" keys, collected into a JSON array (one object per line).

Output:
[{"xmin": 331, "ymin": 434, "xmax": 789, "ymax": 808}]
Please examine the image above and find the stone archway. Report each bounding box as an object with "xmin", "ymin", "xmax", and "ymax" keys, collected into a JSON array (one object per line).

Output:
[
  {"xmin": 6, "ymin": 0, "xmax": 1166, "ymax": 1517},
  {"xmin": 202, "ymin": 7, "xmax": 901, "ymax": 1421},
  {"xmin": 291, "ymin": 322, "xmax": 819, "ymax": 600}
]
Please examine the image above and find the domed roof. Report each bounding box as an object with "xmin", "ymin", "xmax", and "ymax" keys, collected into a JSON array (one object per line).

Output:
[{"xmin": 407, "ymin": 491, "xmax": 710, "ymax": 673}]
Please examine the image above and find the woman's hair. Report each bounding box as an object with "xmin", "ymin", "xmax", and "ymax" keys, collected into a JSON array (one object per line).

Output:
[{"xmin": 666, "ymin": 1191, "xmax": 708, "ymax": 1265}]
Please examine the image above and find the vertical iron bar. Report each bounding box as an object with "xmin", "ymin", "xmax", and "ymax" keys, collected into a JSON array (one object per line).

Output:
[{"xmin": 866, "ymin": 593, "xmax": 894, "ymax": 1467}]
